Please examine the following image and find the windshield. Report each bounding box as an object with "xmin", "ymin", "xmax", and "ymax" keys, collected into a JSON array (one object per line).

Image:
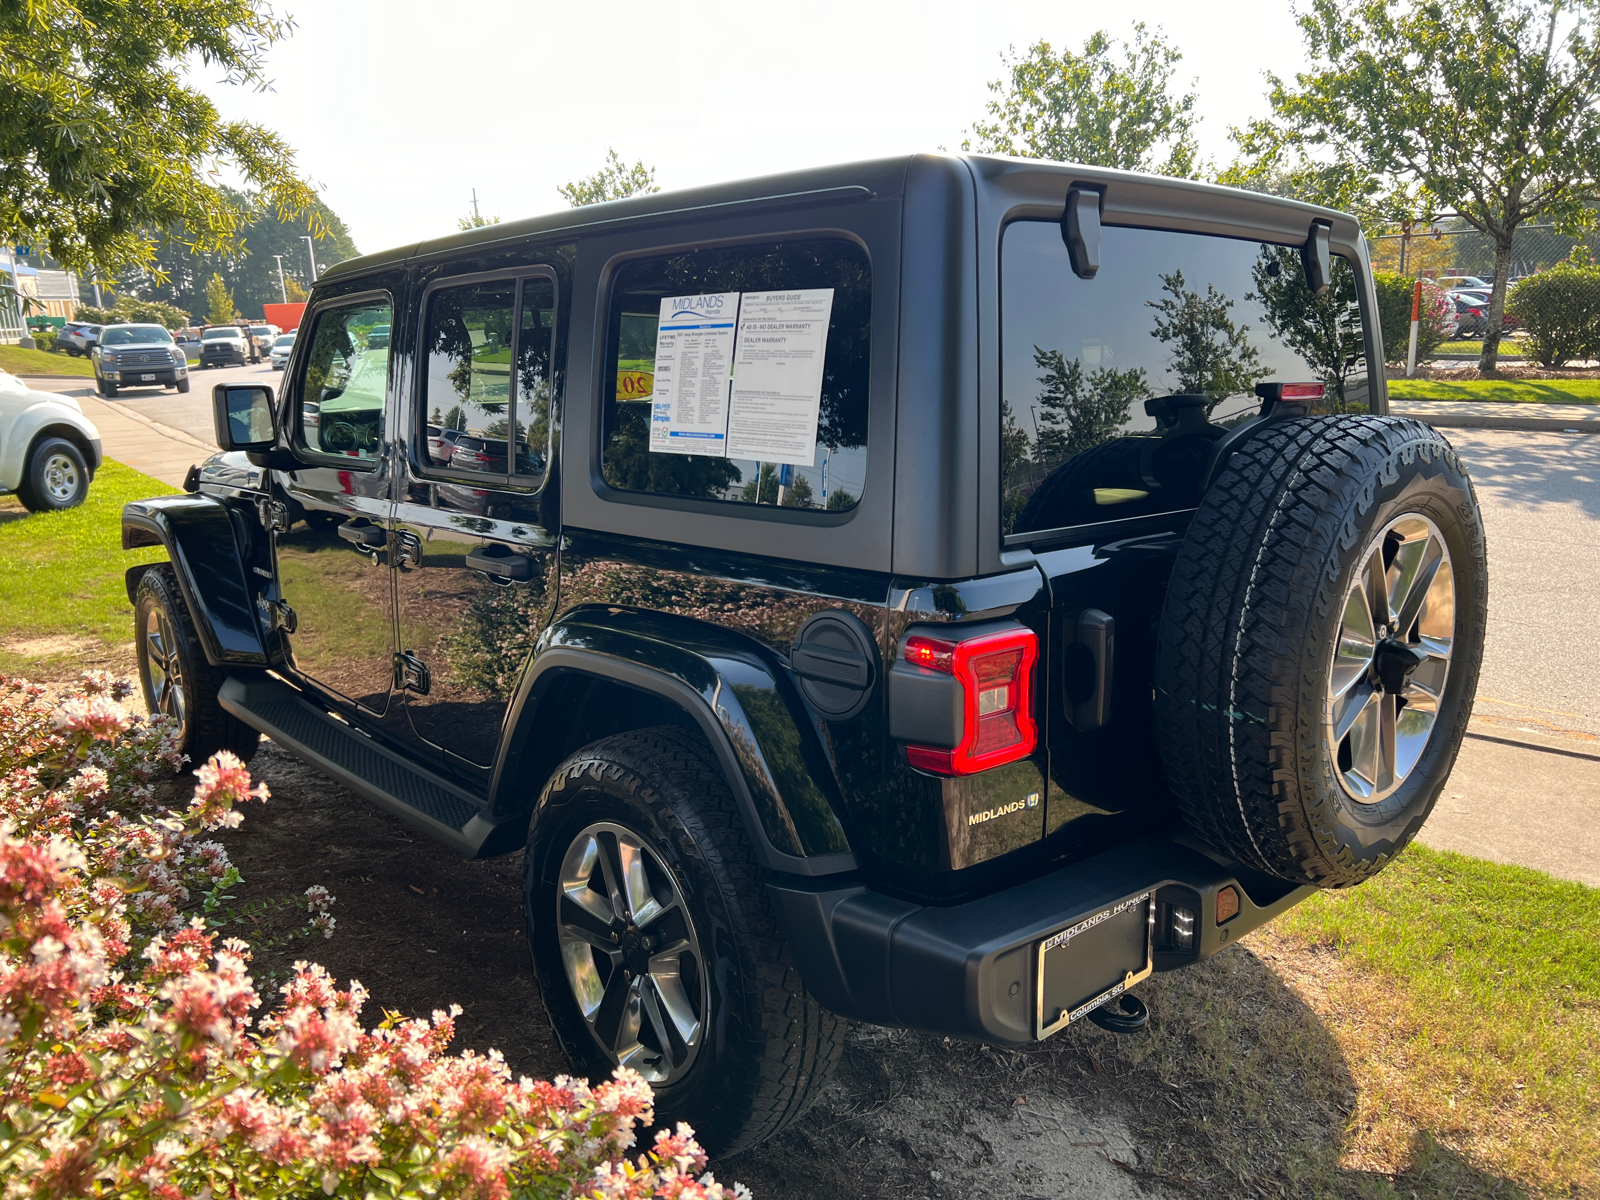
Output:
[
  {"xmin": 203, "ymin": 327, "xmax": 242, "ymax": 339},
  {"xmin": 273, "ymin": 335, "xmax": 295, "ymax": 347},
  {"xmin": 250, "ymin": 326, "xmax": 272, "ymax": 335},
  {"xmin": 102, "ymin": 326, "xmax": 172, "ymax": 346}
]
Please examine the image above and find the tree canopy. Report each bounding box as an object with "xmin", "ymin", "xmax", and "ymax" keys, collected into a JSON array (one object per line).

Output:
[
  {"xmin": 558, "ymin": 149, "xmax": 660, "ymax": 207},
  {"xmin": 0, "ymin": 0, "xmax": 319, "ymax": 274},
  {"xmin": 962, "ymin": 24, "xmax": 1201, "ymax": 176},
  {"xmin": 1235, "ymin": 0, "xmax": 1600, "ymax": 371}
]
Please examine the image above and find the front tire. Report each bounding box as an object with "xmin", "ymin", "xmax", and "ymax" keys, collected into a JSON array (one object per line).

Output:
[
  {"xmin": 1156, "ymin": 417, "xmax": 1487, "ymax": 887},
  {"xmin": 95, "ymin": 371, "xmax": 117, "ymax": 398},
  {"xmin": 134, "ymin": 566, "xmax": 260, "ymax": 768},
  {"xmin": 526, "ymin": 728, "xmax": 844, "ymax": 1156},
  {"xmin": 175, "ymin": 377, "xmax": 191, "ymax": 394},
  {"xmin": 17, "ymin": 438, "xmax": 89, "ymax": 512}
]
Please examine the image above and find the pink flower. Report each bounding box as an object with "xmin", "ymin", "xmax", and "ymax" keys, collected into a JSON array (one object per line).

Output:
[{"xmin": 52, "ymin": 695, "xmax": 133, "ymax": 741}]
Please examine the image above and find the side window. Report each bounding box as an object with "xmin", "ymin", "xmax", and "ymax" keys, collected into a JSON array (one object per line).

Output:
[
  {"xmin": 298, "ymin": 299, "xmax": 393, "ymax": 462},
  {"xmin": 600, "ymin": 239, "xmax": 870, "ymax": 512},
  {"xmin": 1000, "ymin": 222, "xmax": 1370, "ymax": 537},
  {"xmin": 420, "ymin": 275, "xmax": 554, "ymax": 485}
]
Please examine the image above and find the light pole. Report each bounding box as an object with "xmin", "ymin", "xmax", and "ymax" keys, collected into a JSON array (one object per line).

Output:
[
  {"xmin": 272, "ymin": 255, "xmax": 288, "ymax": 303},
  {"xmin": 302, "ymin": 236, "xmax": 319, "ymax": 283}
]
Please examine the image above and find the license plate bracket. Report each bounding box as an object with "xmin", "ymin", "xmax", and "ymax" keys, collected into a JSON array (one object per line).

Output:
[
  {"xmin": 1036, "ymin": 891, "xmax": 1153, "ymax": 1040},
  {"xmin": 140, "ymin": 373, "xmax": 155, "ymax": 382}
]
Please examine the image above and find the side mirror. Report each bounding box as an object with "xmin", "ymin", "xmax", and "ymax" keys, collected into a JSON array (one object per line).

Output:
[
  {"xmin": 1062, "ymin": 186, "xmax": 1103, "ymax": 279},
  {"xmin": 212, "ymin": 383, "xmax": 276, "ymax": 452},
  {"xmin": 1301, "ymin": 221, "xmax": 1332, "ymax": 294}
]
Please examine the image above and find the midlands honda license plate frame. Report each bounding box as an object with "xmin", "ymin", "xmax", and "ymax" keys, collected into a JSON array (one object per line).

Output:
[{"xmin": 1035, "ymin": 891, "xmax": 1154, "ymax": 1040}]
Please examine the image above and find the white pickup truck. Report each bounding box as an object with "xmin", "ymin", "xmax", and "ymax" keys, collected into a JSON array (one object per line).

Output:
[{"xmin": 0, "ymin": 373, "xmax": 103, "ymax": 510}]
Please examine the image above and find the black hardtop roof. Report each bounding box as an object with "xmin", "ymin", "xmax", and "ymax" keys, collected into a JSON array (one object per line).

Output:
[{"xmin": 319, "ymin": 154, "xmax": 1362, "ymax": 284}]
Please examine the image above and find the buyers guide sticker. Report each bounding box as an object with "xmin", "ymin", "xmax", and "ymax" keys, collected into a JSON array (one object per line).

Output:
[
  {"xmin": 727, "ymin": 289, "xmax": 835, "ymax": 466},
  {"xmin": 648, "ymin": 292, "xmax": 740, "ymax": 456}
]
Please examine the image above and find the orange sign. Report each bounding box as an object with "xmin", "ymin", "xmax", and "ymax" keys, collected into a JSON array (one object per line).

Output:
[{"xmin": 616, "ymin": 369, "xmax": 654, "ymax": 400}]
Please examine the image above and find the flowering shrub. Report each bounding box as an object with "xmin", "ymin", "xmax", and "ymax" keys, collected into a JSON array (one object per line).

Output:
[{"xmin": 0, "ymin": 674, "xmax": 747, "ymax": 1199}]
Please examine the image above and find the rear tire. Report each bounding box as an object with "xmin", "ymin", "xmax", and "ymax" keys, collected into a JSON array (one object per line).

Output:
[
  {"xmin": 526, "ymin": 727, "xmax": 844, "ymax": 1157},
  {"xmin": 1155, "ymin": 417, "xmax": 1487, "ymax": 887},
  {"xmin": 134, "ymin": 566, "xmax": 261, "ymax": 769}
]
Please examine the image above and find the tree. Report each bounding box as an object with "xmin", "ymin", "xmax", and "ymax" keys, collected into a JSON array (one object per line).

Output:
[
  {"xmin": 458, "ymin": 211, "xmax": 502, "ymax": 230},
  {"xmin": 1147, "ymin": 269, "xmax": 1269, "ymax": 407},
  {"xmin": 962, "ymin": 24, "xmax": 1201, "ymax": 176},
  {"xmin": 740, "ymin": 464, "xmax": 815, "ymax": 506},
  {"xmin": 115, "ymin": 190, "xmax": 358, "ymax": 321},
  {"xmin": 0, "ymin": 0, "xmax": 318, "ymax": 275},
  {"xmin": 74, "ymin": 296, "xmax": 190, "ymax": 329},
  {"xmin": 1031, "ymin": 350, "xmax": 1147, "ymax": 462},
  {"xmin": 284, "ymin": 277, "xmax": 308, "ymax": 303},
  {"xmin": 205, "ymin": 273, "xmax": 235, "ymax": 326},
  {"xmin": 558, "ymin": 149, "xmax": 660, "ymax": 206},
  {"xmin": 1249, "ymin": 0, "xmax": 1600, "ymax": 373}
]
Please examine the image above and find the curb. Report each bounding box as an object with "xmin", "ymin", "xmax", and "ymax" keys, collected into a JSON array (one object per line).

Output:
[{"xmin": 1389, "ymin": 404, "xmax": 1600, "ymax": 433}]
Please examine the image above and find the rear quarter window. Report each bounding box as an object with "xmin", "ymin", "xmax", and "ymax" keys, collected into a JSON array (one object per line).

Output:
[
  {"xmin": 1000, "ymin": 220, "xmax": 1371, "ymax": 538},
  {"xmin": 601, "ymin": 238, "xmax": 870, "ymax": 513}
]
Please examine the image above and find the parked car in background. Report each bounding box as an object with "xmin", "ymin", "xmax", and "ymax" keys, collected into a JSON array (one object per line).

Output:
[
  {"xmin": 424, "ymin": 423, "xmax": 463, "ymax": 464},
  {"xmin": 367, "ymin": 322, "xmax": 391, "ymax": 349},
  {"xmin": 1438, "ymin": 274, "xmax": 1490, "ymax": 290},
  {"xmin": 0, "ymin": 370, "xmax": 102, "ymax": 510},
  {"xmin": 52, "ymin": 322, "xmax": 102, "ymax": 356},
  {"xmin": 199, "ymin": 325, "xmax": 250, "ymax": 368},
  {"xmin": 92, "ymin": 324, "xmax": 191, "ymax": 397},
  {"xmin": 269, "ymin": 333, "xmax": 296, "ymax": 370},
  {"xmin": 247, "ymin": 324, "xmax": 281, "ymax": 363},
  {"xmin": 174, "ymin": 331, "xmax": 203, "ymax": 360},
  {"xmin": 1450, "ymin": 290, "xmax": 1518, "ymax": 339}
]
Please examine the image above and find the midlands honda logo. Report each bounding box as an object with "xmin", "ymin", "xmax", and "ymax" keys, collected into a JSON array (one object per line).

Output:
[{"xmin": 967, "ymin": 792, "xmax": 1041, "ymax": 827}]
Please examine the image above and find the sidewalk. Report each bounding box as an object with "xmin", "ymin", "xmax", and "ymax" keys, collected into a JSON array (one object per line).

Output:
[
  {"xmin": 1389, "ymin": 397, "xmax": 1600, "ymax": 432},
  {"xmin": 1421, "ymin": 718, "xmax": 1600, "ymax": 887},
  {"xmin": 24, "ymin": 378, "xmax": 210, "ymax": 490}
]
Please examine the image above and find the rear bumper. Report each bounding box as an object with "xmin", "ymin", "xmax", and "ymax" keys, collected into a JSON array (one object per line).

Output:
[{"xmin": 767, "ymin": 840, "xmax": 1313, "ymax": 1046}]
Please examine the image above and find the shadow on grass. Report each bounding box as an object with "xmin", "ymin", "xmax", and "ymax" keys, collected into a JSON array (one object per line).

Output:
[{"xmin": 202, "ymin": 743, "xmax": 1537, "ymax": 1200}]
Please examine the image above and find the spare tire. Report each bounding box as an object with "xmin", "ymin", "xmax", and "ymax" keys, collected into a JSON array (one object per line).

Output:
[{"xmin": 1155, "ymin": 416, "xmax": 1487, "ymax": 887}]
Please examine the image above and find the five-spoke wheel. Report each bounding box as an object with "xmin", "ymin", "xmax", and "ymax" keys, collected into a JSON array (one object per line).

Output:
[
  {"xmin": 555, "ymin": 821, "xmax": 705, "ymax": 1085},
  {"xmin": 142, "ymin": 605, "xmax": 188, "ymax": 734},
  {"xmin": 1327, "ymin": 514, "xmax": 1455, "ymax": 803}
]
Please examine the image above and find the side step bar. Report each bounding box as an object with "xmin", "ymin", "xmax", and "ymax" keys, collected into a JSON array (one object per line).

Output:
[{"xmin": 218, "ymin": 674, "xmax": 522, "ymax": 858}]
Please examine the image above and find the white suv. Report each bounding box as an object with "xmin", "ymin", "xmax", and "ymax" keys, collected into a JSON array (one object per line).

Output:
[{"xmin": 0, "ymin": 373, "xmax": 102, "ymax": 510}]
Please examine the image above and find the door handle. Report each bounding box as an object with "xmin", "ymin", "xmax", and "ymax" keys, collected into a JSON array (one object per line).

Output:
[
  {"xmin": 465, "ymin": 543, "xmax": 532, "ymax": 580},
  {"xmin": 337, "ymin": 519, "xmax": 386, "ymax": 548}
]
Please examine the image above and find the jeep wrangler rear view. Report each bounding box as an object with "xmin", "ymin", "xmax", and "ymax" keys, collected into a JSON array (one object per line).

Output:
[{"xmin": 123, "ymin": 155, "xmax": 1487, "ymax": 1156}]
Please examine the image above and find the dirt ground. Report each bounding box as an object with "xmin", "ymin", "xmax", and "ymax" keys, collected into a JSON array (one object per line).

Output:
[{"xmin": 186, "ymin": 740, "xmax": 1535, "ymax": 1200}]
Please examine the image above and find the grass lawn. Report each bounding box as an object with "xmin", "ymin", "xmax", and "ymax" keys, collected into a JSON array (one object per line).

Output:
[
  {"xmin": 0, "ymin": 459, "xmax": 175, "ymax": 679},
  {"xmin": 0, "ymin": 344, "xmax": 95, "ymax": 377},
  {"xmin": 1264, "ymin": 844, "xmax": 1599, "ymax": 1196},
  {"xmin": 1389, "ymin": 377, "xmax": 1600, "ymax": 403}
]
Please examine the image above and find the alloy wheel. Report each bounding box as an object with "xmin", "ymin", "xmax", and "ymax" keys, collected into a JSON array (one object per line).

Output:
[
  {"xmin": 42, "ymin": 453, "xmax": 81, "ymax": 503},
  {"xmin": 1326, "ymin": 514, "xmax": 1455, "ymax": 803},
  {"xmin": 143, "ymin": 606, "xmax": 188, "ymax": 733},
  {"xmin": 555, "ymin": 821, "xmax": 705, "ymax": 1085}
]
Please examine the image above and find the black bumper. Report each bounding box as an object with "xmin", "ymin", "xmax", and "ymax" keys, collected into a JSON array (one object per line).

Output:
[
  {"xmin": 767, "ymin": 840, "xmax": 1313, "ymax": 1046},
  {"xmin": 202, "ymin": 351, "xmax": 245, "ymax": 366}
]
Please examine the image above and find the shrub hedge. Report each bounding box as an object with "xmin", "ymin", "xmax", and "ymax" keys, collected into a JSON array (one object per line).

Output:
[
  {"xmin": 1507, "ymin": 261, "xmax": 1600, "ymax": 367},
  {"xmin": 1372, "ymin": 272, "xmax": 1451, "ymax": 363}
]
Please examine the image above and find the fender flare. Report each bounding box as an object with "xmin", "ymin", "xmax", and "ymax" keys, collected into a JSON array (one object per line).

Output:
[
  {"xmin": 122, "ymin": 495, "xmax": 268, "ymax": 666},
  {"xmin": 492, "ymin": 620, "xmax": 858, "ymax": 878}
]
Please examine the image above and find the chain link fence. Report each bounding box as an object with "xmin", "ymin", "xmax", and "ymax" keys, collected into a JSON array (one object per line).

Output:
[{"xmin": 1371, "ymin": 221, "xmax": 1600, "ymax": 366}]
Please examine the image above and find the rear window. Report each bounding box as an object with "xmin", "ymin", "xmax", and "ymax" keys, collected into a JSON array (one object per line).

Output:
[
  {"xmin": 1000, "ymin": 221, "xmax": 1371, "ymax": 537},
  {"xmin": 600, "ymin": 239, "xmax": 870, "ymax": 512}
]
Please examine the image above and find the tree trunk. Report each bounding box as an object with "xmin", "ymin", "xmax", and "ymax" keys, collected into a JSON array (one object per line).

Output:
[{"xmin": 1478, "ymin": 236, "xmax": 1515, "ymax": 374}]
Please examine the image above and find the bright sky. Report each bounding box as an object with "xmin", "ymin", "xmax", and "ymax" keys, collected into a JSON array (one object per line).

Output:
[{"xmin": 200, "ymin": 0, "xmax": 1310, "ymax": 262}]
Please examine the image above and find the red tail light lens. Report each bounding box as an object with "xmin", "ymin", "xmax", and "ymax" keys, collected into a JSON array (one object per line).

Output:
[
  {"xmin": 904, "ymin": 627, "xmax": 1039, "ymax": 775},
  {"xmin": 1278, "ymin": 382, "xmax": 1325, "ymax": 401}
]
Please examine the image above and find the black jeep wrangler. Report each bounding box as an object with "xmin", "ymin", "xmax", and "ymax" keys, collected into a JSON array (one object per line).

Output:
[{"xmin": 123, "ymin": 155, "xmax": 1486, "ymax": 1156}]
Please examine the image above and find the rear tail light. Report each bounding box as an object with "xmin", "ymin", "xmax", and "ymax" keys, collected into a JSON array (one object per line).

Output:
[
  {"xmin": 1277, "ymin": 382, "xmax": 1324, "ymax": 400},
  {"xmin": 903, "ymin": 626, "xmax": 1039, "ymax": 775}
]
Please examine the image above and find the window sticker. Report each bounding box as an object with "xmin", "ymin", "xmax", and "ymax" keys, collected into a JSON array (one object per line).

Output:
[
  {"xmin": 726, "ymin": 288, "xmax": 835, "ymax": 466},
  {"xmin": 648, "ymin": 292, "xmax": 740, "ymax": 456}
]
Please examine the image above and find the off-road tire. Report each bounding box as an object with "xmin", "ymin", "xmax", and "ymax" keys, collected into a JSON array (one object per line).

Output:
[
  {"xmin": 134, "ymin": 565, "xmax": 261, "ymax": 769},
  {"xmin": 16, "ymin": 437, "xmax": 89, "ymax": 512},
  {"xmin": 1155, "ymin": 416, "xmax": 1487, "ymax": 887},
  {"xmin": 526, "ymin": 727, "xmax": 845, "ymax": 1157}
]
